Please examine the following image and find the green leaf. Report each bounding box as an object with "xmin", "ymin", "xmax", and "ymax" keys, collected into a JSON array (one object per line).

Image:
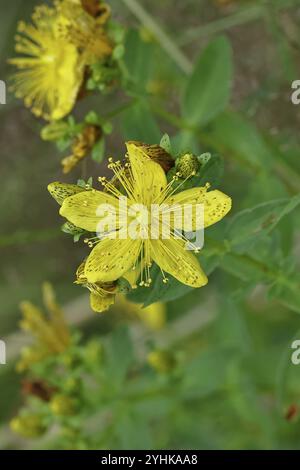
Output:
[
  {"xmin": 122, "ymin": 101, "xmax": 161, "ymax": 143},
  {"xmin": 116, "ymin": 409, "xmax": 153, "ymax": 450},
  {"xmin": 205, "ymin": 111, "xmax": 272, "ymax": 170},
  {"xmin": 123, "ymin": 29, "xmax": 154, "ymax": 91},
  {"xmin": 268, "ymin": 268, "xmax": 300, "ymax": 316},
  {"xmin": 92, "ymin": 138, "xmax": 105, "ymax": 163},
  {"xmin": 219, "ymin": 252, "xmax": 266, "ymax": 283},
  {"xmin": 183, "ymin": 36, "xmax": 233, "ymax": 127},
  {"xmin": 226, "ymin": 194, "xmax": 300, "ymax": 252},
  {"xmin": 160, "ymin": 133, "xmax": 172, "ymax": 154},
  {"xmin": 104, "ymin": 326, "xmax": 134, "ymax": 387},
  {"xmin": 181, "ymin": 348, "xmax": 237, "ymax": 399},
  {"xmin": 194, "ymin": 153, "xmax": 224, "ymax": 189}
]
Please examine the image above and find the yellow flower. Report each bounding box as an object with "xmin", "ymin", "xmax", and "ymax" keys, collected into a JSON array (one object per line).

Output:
[
  {"xmin": 58, "ymin": 142, "xmax": 232, "ymax": 289},
  {"xmin": 17, "ymin": 283, "xmax": 70, "ymax": 371},
  {"xmin": 56, "ymin": 0, "xmax": 113, "ymax": 65},
  {"xmin": 9, "ymin": 4, "xmax": 85, "ymax": 120},
  {"xmin": 9, "ymin": 1, "xmax": 113, "ymax": 120},
  {"xmin": 75, "ymin": 261, "xmax": 117, "ymax": 313}
]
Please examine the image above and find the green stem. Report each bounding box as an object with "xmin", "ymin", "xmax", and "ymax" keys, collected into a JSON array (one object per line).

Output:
[
  {"xmin": 179, "ymin": 0, "xmax": 300, "ymax": 46},
  {"xmin": 121, "ymin": 0, "xmax": 193, "ymax": 74},
  {"xmin": 180, "ymin": 5, "xmax": 262, "ymax": 46},
  {"xmin": 0, "ymin": 228, "xmax": 61, "ymax": 247},
  {"xmin": 104, "ymin": 98, "xmax": 137, "ymax": 120}
]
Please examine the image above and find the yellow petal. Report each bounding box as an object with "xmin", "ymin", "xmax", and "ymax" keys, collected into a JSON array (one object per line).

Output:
[
  {"xmin": 60, "ymin": 189, "xmax": 120, "ymax": 232},
  {"xmin": 84, "ymin": 237, "xmax": 142, "ymax": 283},
  {"xmin": 165, "ymin": 187, "xmax": 232, "ymax": 230},
  {"xmin": 90, "ymin": 292, "xmax": 115, "ymax": 313},
  {"xmin": 150, "ymin": 238, "xmax": 208, "ymax": 288},
  {"xmin": 126, "ymin": 142, "xmax": 167, "ymax": 205}
]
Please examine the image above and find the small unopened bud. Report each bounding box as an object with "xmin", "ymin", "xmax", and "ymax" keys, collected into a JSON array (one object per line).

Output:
[
  {"xmin": 176, "ymin": 153, "xmax": 199, "ymax": 178},
  {"xmin": 147, "ymin": 350, "xmax": 176, "ymax": 374},
  {"xmin": 41, "ymin": 121, "xmax": 69, "ymax": 141},
  {"xmin": 50, "ymin": 394, "xmax": 78, "ymax": 416},
  {"xmin": 10, "ymin": 414, "xmax": 47, "ymax": 438},
  {"xmin": 84, "ymin": 340, "xmax": 103, "ymax": 364},
  {"xmin": 63, "ymin": 377, "xmax": 82, "ymax": 394}
]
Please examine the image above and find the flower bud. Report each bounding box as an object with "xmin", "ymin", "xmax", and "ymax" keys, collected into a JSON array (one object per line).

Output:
[
  {"xmin": 63, "ymin": 377, "xmax": 82, "ymax": 394},
  {"xmin": 147, "ymin": 350, "xmax": 176, "ymax": 374},
  {"xmin": 10, "ymin": 414, "xmax": 47, "ymax": 438},
  {"xmin": 40, "ymin": 121, "xmax": 69, "ymax": 141},
  {"xmin": 84, "ymin": 339, "xmax": 103, "ymax": 364},
  {"xmin": 176, "ymin": 153, "xmax": 199, "ymax": 178},
  {"xmin": 50, "ymin": 394, "xmax": 78, "ymax": 416}
]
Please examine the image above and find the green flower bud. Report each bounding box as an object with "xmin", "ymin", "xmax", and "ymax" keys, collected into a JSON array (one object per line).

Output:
[
  {"xmin": 84, "ymin": 340, "xmax": 103, "ymax": 364},
  {"xmin": 176, "ymin": 153, "xmax": 200, "ymax": 178},
  {"xmin": 41, "ymin": 121, "xmax": 69, "ymax": 141},
  {"xmin": 63, "ymin": 377, "xmax": 82, "ymax": 394},
  {"xmin": 10, "ymin": 414, "xmax": 47, "ymax": 438},
  {"xmin": 147, "ymin": 350, "xmax": 176, "ymax": 374},
  {"xmin": 50, "ymin": 394, "xmax": 78, "ymax": 416}
]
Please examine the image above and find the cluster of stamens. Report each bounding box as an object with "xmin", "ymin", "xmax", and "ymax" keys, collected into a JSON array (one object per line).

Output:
[{"xmin": 85, "ymin": 156, "xmax": 204, "ymax": 287}]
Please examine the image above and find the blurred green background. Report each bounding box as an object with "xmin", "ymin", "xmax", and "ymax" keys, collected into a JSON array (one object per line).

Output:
[{"xmin": 1, "ymin": 0, "xmax": 300, "ymax": 450}]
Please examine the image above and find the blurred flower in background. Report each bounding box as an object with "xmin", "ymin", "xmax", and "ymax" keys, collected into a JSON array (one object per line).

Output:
[
  {"xmin": 8, "ymin": 0, "xmax": 120, "ymax": 120},
  {"xmin": 16, "ymin": 283, "xmax": 70, "ymax": 372}
]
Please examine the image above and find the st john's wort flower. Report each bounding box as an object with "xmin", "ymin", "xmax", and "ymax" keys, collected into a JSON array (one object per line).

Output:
[
  {"xmin": 17, "ymin": 283, "xmax": 70, "ymax": 371},
  {"xmin": 9, "ymin": 1, "xmax": 113, "ymax": 120},
  {"xmin": 51, "ymin": 141, "xmax": 231, "ymax": 290}
]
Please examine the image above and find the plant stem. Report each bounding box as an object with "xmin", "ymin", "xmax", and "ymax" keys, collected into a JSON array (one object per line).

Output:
[
  {"xmin": 0, "ymin": 228, "xmax": 61, "ymax": 247},
  {"xmin": 180, "ymin": 5, "xmax": 262, "ymax": 46},
  {"xmin": 179, "ymin": 0, "xmax": 300, "ymax": 45},
  {"xmin": 104, "ymin": 98, "xmax": 137, "ymax": 120},
  {"xmin": 121, "ymin": 0, "xmax": 193, "ymax": 74}
]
